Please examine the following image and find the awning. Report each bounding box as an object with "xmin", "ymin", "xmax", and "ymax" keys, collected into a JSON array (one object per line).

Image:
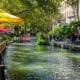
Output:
[
  {"xmin": 0, "ymin": 10, "xmax": 23, "ymax": 23},
  {"xmin": 0, "ymin": 27, "xmax": 11, "ymax": 33}
]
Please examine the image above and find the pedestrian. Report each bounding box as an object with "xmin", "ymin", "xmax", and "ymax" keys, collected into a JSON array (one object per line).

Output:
[{"xmin": 70, "ymin": 33, "xmax": 77, "ymax": 44}]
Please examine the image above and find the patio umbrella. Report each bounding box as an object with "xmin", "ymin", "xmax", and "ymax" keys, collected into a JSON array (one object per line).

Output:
[
  {"xmin": 0, "ymin": 11, "xmax": 23, "ymax": 23},
  {"xmin": 0, "ymin": 27, "xmax": 11, "ymax": 33}
]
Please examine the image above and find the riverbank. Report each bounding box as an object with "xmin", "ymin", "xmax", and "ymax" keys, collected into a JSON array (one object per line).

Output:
[
  {"xmin": 0, "ymin": 39, "xmax": 14, "ymax": 80},
  {"xmin": 51, "ymin": 40, "xmax": 80, "ymax": 52},
  {"xmin": 0, "ymin": 41, "xmax": 7, "ymax": 80},
  {"xmin": 4, "ymin": 40, "xmax": 80, "ymax": 80}
]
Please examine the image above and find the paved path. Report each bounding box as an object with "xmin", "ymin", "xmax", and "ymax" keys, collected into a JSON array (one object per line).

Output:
[{"xmin": 51, "ymin": 40, "xmax": 80, "ymax": 51}]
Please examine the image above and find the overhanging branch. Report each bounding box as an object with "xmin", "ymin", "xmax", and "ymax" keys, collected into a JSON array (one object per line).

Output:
[{"xmin": 14, "ymin": 9, "xmax": 30, "ymax": 15}]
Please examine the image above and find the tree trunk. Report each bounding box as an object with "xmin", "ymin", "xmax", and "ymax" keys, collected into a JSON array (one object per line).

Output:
[
  {"xmin": 78, "ymin": 0, "xmax": 80, "ymax": 20},
  {"xmin": 76, "ymin": 0, "xmax": 79, "ymax": 21},
  {"xmin": 71, "ymin": 6, "xmax": 77, "ymax": 21}
]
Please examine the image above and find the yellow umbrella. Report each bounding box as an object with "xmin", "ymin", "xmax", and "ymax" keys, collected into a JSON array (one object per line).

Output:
[{"xmin": 0, "ymin": 11, "xmax": 23, "ymax": 23}]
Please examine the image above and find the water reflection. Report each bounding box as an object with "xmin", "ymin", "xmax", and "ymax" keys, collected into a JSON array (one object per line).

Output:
[{"xmin": 4, "ymin": 42, "xmax": 80, "ymax": 80}]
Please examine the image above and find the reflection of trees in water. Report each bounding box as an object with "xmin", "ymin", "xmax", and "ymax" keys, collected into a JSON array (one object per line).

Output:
[
  {"xmin": 26, "ymin": 74, "xmax": 41, "ymax": 80},
  {"xmin": 26, "ymin": 71, "xmax": 54, "ymax": 80},
  {"xmin": 70, "ymin": 57, "xmax": 80, "ymax": 74},
  {"xmin": 65, "ymin": 57, "xmax": 80, "ymax": 80},
  {"xmin": 9, "ymin": 66, "xmax": 55, "ymax": 80},
  {"xmin": 5, "ymin": 42, "xmax": 80, "ymax": 80}
]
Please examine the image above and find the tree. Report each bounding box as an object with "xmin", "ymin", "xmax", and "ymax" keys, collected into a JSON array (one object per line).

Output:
[
  {"xmin": 0, "ymin": 0, "xmax": 62, "ymax": 33},
  {"xmin": 67, "ymin": 0, "xmax": 79, "ymax": 21}
]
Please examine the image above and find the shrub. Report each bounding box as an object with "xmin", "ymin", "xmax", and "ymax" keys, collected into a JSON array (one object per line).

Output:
[
  {"xmin": 48, "ymin": 21, "xmax": 80, "ymax": 41},
  {"xmin": 0, "ymin": 34, "xmax": 11, "ymax": 40},
  {"xmin": 49, "ymin": 24, "xmax": 77, "ymax": 40},
  {"xmin": 36, "ymin": 39, "xmax": 47, "ymax": 45},
  {"xmin": 36, "ymin": 32, "xmax": 48, "ymax": 45}
]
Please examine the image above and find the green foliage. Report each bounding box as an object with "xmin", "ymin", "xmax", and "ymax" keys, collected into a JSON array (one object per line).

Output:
[
  {"xmin": 67, "ymin": 0, "xmax": 77, "ymax": 6},
  {"xmin": 9, "ymin": 33, "xmax": 17, "ymax": 37},
  {"xmin": 36, "ymin": 32, "xmax": 47, "ymax": 45},
  {"xmin": 36, "ymin": 39, "xmax": 47, "ymax": 45},
  {"xmin": 70, "ymin": 21, "xmax": 80, "ymax": 28},
  {"xmin": 0, "ymin": 0, "xmax": 63, "ymax": 33},
  {"xmin": 0, "ymin": 34, "xmax": 11, "ymax": 40},
  {"xmin": 49, "ymin": 21, "xmax": 80, "ymax": 40}
]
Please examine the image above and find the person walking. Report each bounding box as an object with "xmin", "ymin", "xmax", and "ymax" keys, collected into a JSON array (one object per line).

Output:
[{"xmin": 70, "ymin": 33, "xmax": 77, "ymax": 44}]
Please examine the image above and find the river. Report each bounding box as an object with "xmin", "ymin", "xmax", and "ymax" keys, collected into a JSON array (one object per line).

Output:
[{"xmin": 4, "ymin": 41, "xmax": 80, "ymax": 80}]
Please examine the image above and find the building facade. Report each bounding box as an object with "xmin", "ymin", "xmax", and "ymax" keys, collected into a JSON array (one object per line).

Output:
[{"xmin": 59, "ymin": 0, "xmax": 75, "ymax": 23}]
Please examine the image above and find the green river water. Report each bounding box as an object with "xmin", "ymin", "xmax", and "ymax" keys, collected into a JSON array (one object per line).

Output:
[{"xmin": 4, "ymin": 41, "xmax": 80, "ymax": 80}]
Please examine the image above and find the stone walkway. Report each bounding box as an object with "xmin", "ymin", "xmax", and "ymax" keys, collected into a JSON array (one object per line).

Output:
[{"xmin": 51, "ymin": 40, "xmax": 80, "ymax": 51}]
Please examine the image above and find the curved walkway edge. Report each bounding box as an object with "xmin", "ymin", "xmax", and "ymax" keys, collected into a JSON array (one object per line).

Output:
[{"xmin": 51, "ymin": 40, "xmax": 80, "ymax": 52}]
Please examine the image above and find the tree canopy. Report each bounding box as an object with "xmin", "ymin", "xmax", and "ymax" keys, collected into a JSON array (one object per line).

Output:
[
  {"xmin": 66, "ymin": 0, "xmax": 79, "ymax": 20},
  {"xmin": 0, "ymin": 0, "xmax": 62, "ymax": 32}
]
